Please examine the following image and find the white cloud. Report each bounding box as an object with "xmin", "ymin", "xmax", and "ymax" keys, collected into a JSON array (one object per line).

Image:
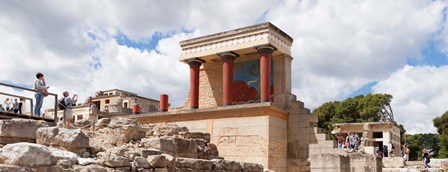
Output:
[
  {"xmin": 0, "ymin": 0, "xmax": 447, "ymax": 134},
  {"xmin": 373, "ymin": 65, "xmax": 448, "ymax": 134},
  {"xmin": 265, "ymin": 0, "xmax": 447, "ymax": 108}
]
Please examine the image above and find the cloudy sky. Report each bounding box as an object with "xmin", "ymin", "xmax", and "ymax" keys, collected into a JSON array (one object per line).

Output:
[{"xmin": 0, "ymin": 0, "xmax": 447, "ymax": 134}]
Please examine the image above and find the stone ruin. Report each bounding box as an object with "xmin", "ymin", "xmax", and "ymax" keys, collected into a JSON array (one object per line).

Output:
[{"xmin": 0, "ymin": 118, "xmax": 264, "ymax": 172}]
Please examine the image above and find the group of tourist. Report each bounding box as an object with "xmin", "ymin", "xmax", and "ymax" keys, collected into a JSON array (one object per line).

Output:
[
  {"xmin": 34, "ymin": 72, "xmax": 78, "ymax": 128},
  {"xmin": 0, "ymin": 97, "xmax": 26, "ymax": 114},
  {"xmin": 401, "ymin": 144, "xmax": 433, "ymax": 169},
  {"xmin": 374, "ymin": 142, "xmax": 396, "ymax": 158},
  {"xmin": 336, "ymin": 133, "xmax": 361, "ymax": 151}
]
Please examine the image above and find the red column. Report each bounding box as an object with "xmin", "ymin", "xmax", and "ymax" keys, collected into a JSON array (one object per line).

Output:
[
  {"xmin": 257, "ymin": 46, "xmax": 275, "ymax": 102},
  {"xmin": 220, "ymin": 53, "xmax": 237, "ymax": 106},
  {"xmin": 188, "ymin": 60, "xmax": 202, "ymax": 109},
  {"xmin": 160, "ymin": 94, "xmax": 168, "ymax": 112}
]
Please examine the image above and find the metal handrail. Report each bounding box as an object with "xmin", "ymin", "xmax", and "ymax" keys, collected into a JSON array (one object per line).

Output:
[
  {"xmin": 0, "ymin": 82, "xmax": 58, "ymax": 125},
  {"xmin": 0, "ymin": 92, "xmax": 33, "ymax": 115}
]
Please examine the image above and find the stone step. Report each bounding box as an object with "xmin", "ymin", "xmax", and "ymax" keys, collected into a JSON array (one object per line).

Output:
[
  {"xmin": 319, "ymin": 140, "xmax": 337, "ymax": 148},
  {"xmin": 290, "ymin": 100, "xmax": 304, "ymax": 109},
  {"xmin": 316, "ymin": 133, "xmax": 329, "ymax": 141}
]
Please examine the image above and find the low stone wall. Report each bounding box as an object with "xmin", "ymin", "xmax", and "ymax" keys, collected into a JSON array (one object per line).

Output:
[
  {"xmin": 383, "ymin": 157, "xmax": 405, "ymax": 168},
  {"xmin": 310, "ymin": 153, "xmax": 381, "ymax": 172},
  {"xmin": 310, "ymin": 154, "xmax": 350, "ymax": 171},
  {"xmin": 0, "ymin": 119, "xmax": 49, "ymax": 144}
]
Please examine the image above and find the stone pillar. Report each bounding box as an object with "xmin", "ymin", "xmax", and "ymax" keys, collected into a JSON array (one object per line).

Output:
[
  {"xmin": 257, "ymin": 46, "xmax": 275, "ymax": 102},
  {"xmin": 219, "ymin": 52, "xmax": 238, "ymax": 106},
  {"xmin": 188, "ymin": 60, "xmax": 202, "ymax": 109}
]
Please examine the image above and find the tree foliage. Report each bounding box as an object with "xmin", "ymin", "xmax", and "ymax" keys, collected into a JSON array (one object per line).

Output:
[
  {"xmin": 433, "ymin": 111, "xmax": 448, "ymax": 158},
  {"xmin": 314, "ymin": 93, "xmax": 394, "ymax": 136},
  {"xmin": 403, "ymin": 134, "xmax": 439, "ymax": 160}
]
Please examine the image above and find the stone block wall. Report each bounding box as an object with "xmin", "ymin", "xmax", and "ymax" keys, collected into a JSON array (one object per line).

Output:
[
  {"xmin": 268, "ymin": 116, "xmax": 288, "ymax": 172},
  {"xmin": 309, "ymin": 154, "xmax": 350, "ymax": 172},
  {"xmin": 183, "ymin": 64, "xmax": 223, "ymax": 109},
  {"xmin": 287, "ymin": 99, "xmax": 320, "ymax": 172},
  {"xmin": 155, "ymin": 114, "xmax": 289, "ymax": 171}
]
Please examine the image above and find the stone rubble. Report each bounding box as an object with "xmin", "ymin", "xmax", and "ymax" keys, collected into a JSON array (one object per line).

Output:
[{"xmin": 0, "ymin": 118, "xmax": 264, "ymax": 172}]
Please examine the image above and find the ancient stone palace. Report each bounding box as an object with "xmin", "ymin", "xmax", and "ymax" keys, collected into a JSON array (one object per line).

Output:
[{"xmin": 131, "ymin": 22, "xmax": 320, "ymax": 172}]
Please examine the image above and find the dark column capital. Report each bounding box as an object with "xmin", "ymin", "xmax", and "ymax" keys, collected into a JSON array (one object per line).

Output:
[
  {"xmin": 218, "ymin": 51, "xmax": 239, "ymax": 62},
  {"xmin": 187, "ymin": 59, "xmax": 203, "ymax": 67},
  {"xmin": 255, "ymin": 45, "xmax": 277, "ymax": 54}
]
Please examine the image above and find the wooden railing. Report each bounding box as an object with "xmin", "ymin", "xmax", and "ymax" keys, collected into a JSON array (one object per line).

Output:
[{"xmin": 0, "ymin": 82, "xmax": 58, "ymax": 125}]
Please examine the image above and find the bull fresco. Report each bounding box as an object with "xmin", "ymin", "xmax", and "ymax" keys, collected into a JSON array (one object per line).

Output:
[{"xmin": 233, "ymin": 59, "xmax": 274, "ymax": 103}]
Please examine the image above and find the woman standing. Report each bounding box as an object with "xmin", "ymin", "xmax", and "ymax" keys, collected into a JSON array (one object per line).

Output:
[{"xmin": 4, "ymin": 98, "xmax": 12, "ymax": 112}]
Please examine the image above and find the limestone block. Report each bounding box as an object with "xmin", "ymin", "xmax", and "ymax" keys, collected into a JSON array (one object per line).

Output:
[
  {"xmin": 77, "ymin": 158, "xmax": 97, "ymax": 166},
  {"xmin": 140, "ymin": 149, "xmax": 164, "ymax": 158},
  {"xmin": 132, "ymin": 157, "xmax": 150, "ymax": 169},
  {"xmin": 148, "ymin": 124, "xmax": 189, "ymax": 137},
  {"xmin": 175, "ymin": 158, "xmax": 214, "ymax": 170},
  {"xmin": 179, "ymin": 132, "xmax": 211, "ymax": 143},
  {"xmin": 349, "ymin": 153, "xmax": 381, "ymax": 172},
  {"xmin": 0, "ymin": 119, "xmax": 49, "ymax": 144},
  {"xmin": 95, "ymin": 118, "xmax": 111, "ymax": 128},
  {"xmin": 97, "ymin": 147, "xmax": 132, "ymax": 168},
  {"xmin": 382, "ymin": 157, "xmax": 405, "ymax": 168},
  {"xmin": 239, "ymin": 162, "xmax": 264, "ymax": 172},
  {"xmin": 173, "ymin": 138, "xmax": 198, "ymax": 154},
  {"xmin": 36, "ymin": 127, "xmax": 89, "ymax": 154},
  {"xmin": 147, "ymin": 155, "xmax": 170, "ymax": 168},
  {"xmin": 0, "ymin": 142, "xmax": 78, "ymax": 167},
  {"xmin": 108, "ymin": 117, "xmax": 138, "ymax": 127},
  {"xmin": 309, "ymin": 154, "xmax": 350, "ymax": 171},
  {"xmin": 211, "ymin": 159, "xmax": 242, "ymax": 171},
  {"xmin": 140, "ymin": 138, "xmax": 175, "ymax": 154}
]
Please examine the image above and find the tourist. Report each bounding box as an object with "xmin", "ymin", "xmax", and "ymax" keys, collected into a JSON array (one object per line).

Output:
[
  {"xmin": 61, "ymin": 91, "xmax": 78, "ymax": 128},
  {"xmin": 423, "ymin": 149, "xmax": 431, "ymax": 168},
  {"xmin": 354, "ymin": 134, "xmax": 361, "ymax": 151},
  {"xmin": 375, "ymin": 146, "xmax": 383, "ymax": 157},
  {"xmin": 18, "ymin": 98, "xmax": 25, "ymax": 114},
  {"xmin": 4, "ymin": 98, "xmax": 12, "ymax": 112},
  {"xmin": 0, "ymin": 104, "xmax": 4, "ymax": 112},
  {"xmin": 336, "ymin": 135, "xmax": 344, "ymax": 149},
  {"xmin": 12, "ymin": 99, "xmax": 19, "ymax": 113},
  {"xmin": 403, "ymin": 144, "xmax": 410, "ymax": 162},
  {"xmin": 345, "ymin": 133, "xmax": 350, "ymax": 148},
  {"xmin": 388, "ymin": 142, "xmax": 394, "ymax": 157},
  {"xmin": 383, "ymin": 145, "xmax": 389, "ymax": 157},
  {"xmin": 34, "ymin": 72, "xmax": 49, "ymax": 117},
  {"xmin": 349, "ymin": 133, "xmax": 356, "ymax": 149}
]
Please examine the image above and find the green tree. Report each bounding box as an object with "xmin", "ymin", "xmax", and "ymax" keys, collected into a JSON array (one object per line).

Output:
[
  {"xmin": 403, "ymin": 134, "xmax": 439, "ymax": 160},
  {"xmin": 315, "ymin": 101, "xmax": 340, "ymax": 135},
  {"xmin": 433, "ymin": 111, "xmax": 448, "ymax": 158},
  {"xmin": 313, "ymin": 93, "xmax": 395, "ymax": 135}
]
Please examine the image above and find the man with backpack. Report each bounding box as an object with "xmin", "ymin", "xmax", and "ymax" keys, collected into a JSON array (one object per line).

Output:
[{"xmin": 59, "ymin": 91, "xmax": 78, "ymax": 128}]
